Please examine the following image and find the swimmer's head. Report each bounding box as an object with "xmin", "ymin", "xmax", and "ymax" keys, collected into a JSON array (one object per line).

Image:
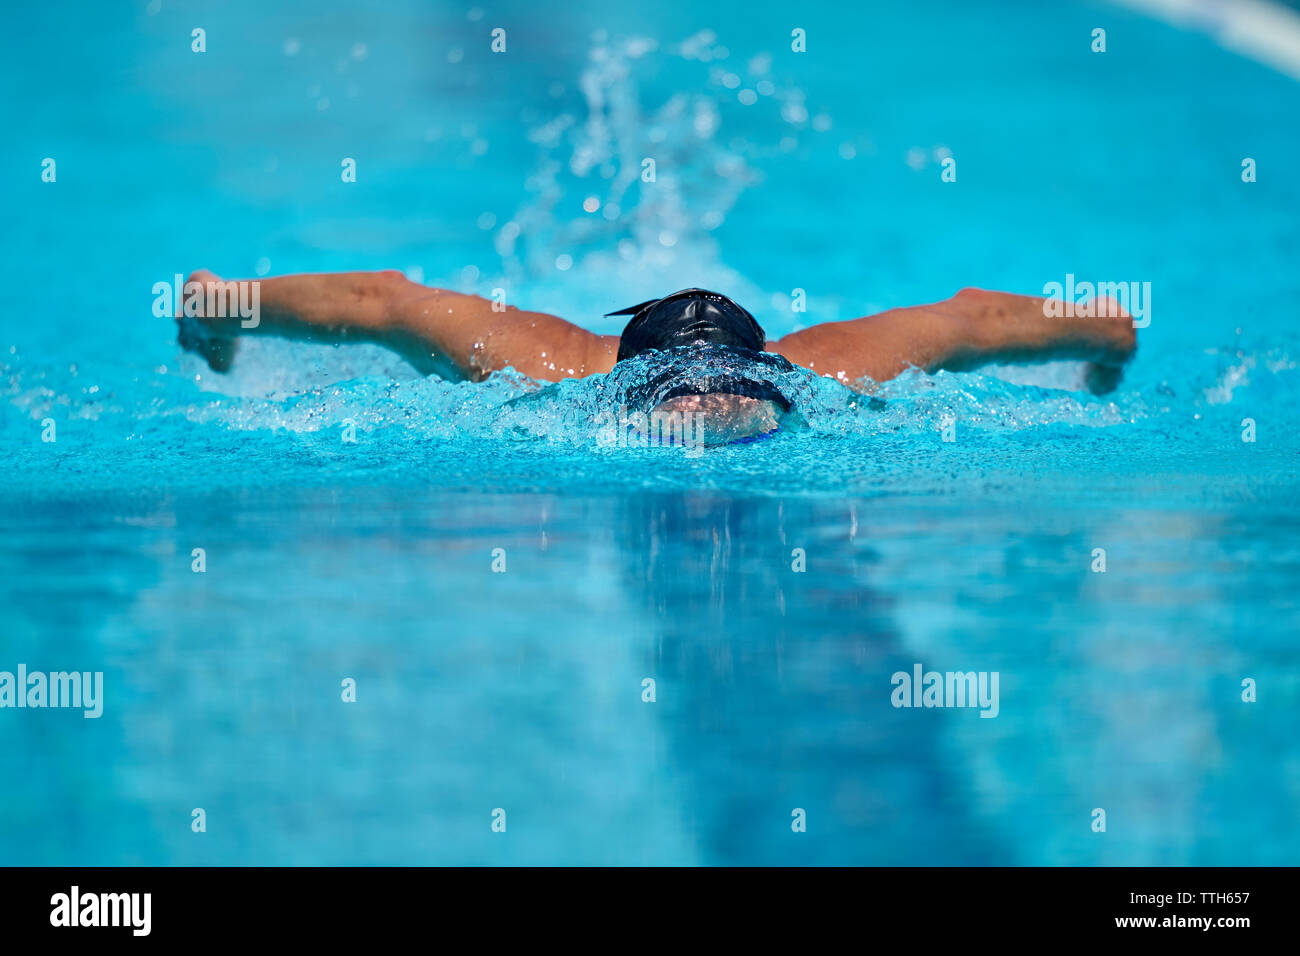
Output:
[
  {"xmin": 608, "ymin": 290, "xmax": 797, "ymax": 442},
  {"xmin": 610, "ymin": 289, "xmax": 766, "ymax": 362}
]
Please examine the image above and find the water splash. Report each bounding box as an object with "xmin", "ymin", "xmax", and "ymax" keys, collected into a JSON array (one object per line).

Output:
[
  {"xmin": 492, "ymin": 31, "xmax": 812, "ymax": 325},
  {"xmin": 4, "ymin": 330, "xmax": 1298, "ymax": 450}
]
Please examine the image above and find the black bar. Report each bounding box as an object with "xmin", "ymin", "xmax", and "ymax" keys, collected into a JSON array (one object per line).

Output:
[{"xmin": 0, "ymin": 866, "xmax": 1284, "ymax": 942}]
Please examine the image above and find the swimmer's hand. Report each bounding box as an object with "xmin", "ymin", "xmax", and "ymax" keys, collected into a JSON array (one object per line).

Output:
[
  {"xmin": 1083, "ymin": 359, "xmax": 1125, "ymax": 394},
  {"xmin": 175, "ymin": 269, "xmax": 240, "ymax": 372},
  {"xmin": 1080, "ymin": 296, "xmax": 1137, "ymax": 395}
]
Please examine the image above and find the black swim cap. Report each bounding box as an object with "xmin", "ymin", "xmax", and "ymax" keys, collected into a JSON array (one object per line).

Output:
[{"xmin": 610, "ymin": 289, "xmax": 766, "ymax": 362}]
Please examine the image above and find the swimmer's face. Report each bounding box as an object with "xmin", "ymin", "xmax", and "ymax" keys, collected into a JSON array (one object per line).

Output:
[{"xmin": 650, "ymin": 392, "xmax": 782, "ymax": 444}]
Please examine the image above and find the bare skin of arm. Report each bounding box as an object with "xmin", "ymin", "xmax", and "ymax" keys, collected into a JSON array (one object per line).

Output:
[
  {"xmin": 768, "ymin": 287, "xmax": 1136, "ymax": 393},
  {"xmin": 178, "ymin": 273, "xmax": 1134, "ymax": 392},
  {"xmin": 177, "ymin": 269, "xmax": 618, "ymax": 381}
]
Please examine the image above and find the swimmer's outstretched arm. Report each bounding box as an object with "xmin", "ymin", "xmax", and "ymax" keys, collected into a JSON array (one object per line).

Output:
[
  {"xmin": 176, "ymin": 269, "xmax": 618, "ymax": 381},
  {"xmin": 180, "ymin": 275, "xmax": 1135, "ymax": 392},
  {"xmin": 769, "ymin": 288, "xmax": 1137, "ymax": 393}
]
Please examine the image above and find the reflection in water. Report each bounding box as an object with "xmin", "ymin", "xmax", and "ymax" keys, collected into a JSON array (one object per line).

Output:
[
  {"xmin": 612, "ymin": 492, "xmax": 1000, "ymax": 864},
  {"xmin": 2, "ymin": 488, "xmax": 1296, "ymax": 865}
]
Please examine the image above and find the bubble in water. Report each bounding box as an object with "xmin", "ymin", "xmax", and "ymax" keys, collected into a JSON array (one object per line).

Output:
[
  {"xmin": 626, "ymin": 38, "xmax": 656, "ymax": 58},
  {"xmin": 582, "ymin": 196, "xmax": 600, "ymax": 213},
  {"xmin": 693, "ymin": 101, "xmax": 719, "ymax": 136},
  {"xmin": 781, "ymin": 102, "xmax": 808, "ymax": 124}
]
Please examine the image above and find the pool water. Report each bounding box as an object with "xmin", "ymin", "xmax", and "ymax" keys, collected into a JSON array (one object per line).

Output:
[{"xmin": 1, "ymin": 0, "xmax": 1298, "ymax": 864}]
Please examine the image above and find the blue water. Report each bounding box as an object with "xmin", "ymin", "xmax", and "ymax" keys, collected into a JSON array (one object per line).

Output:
[{"xmin": 1, "ymin": 0, "xmax": 1298, "ymax": 864}]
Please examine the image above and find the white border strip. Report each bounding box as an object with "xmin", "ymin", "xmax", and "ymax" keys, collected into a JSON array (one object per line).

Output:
[{"xmin": 1116, "ymin": 0, "xmax": 1300, "ymax": 81}]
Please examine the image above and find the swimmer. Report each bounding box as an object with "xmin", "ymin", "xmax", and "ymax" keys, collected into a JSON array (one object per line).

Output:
[{"xmin": 176, "ymin": 269, "xmax": 1137, "ymax": 440}]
